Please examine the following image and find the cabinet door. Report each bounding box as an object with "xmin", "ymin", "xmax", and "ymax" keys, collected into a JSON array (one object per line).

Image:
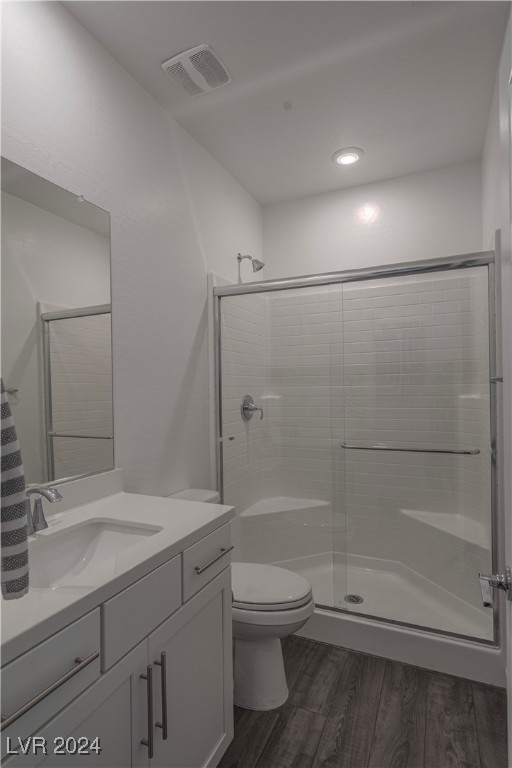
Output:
[
  {"xmin": 148, "ymin": 567, "xmax": 233, "ymax": 768},
  {"xmin": 3, "ymin": 641, "xmax": 149, "ymax": 768}
]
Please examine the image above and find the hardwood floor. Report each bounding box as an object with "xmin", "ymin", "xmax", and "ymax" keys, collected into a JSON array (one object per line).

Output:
[{"xmin": 219, "ymin": 636, "xmax": 508, "ymax": 768}]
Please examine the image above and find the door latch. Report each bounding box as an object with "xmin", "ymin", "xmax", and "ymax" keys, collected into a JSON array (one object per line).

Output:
[{"xmin": 478, "ymin": 567, "xmax": 512, "ymax": 608}]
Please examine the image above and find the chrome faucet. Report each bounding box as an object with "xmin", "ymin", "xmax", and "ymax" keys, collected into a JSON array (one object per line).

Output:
[{"xmin": 26, "ymin": 486, "xmax": 62, "ymax": 534}]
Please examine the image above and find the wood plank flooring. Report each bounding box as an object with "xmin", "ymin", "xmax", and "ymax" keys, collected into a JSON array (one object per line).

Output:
[{"xmin": 219, "ymin": 636, "xmax": 508, "ymax": 768}]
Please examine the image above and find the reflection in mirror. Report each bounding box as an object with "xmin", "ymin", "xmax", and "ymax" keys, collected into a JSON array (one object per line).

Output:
[{"xmin": 1, "ymin": 158, "xmax": 113, "ymax": 486}]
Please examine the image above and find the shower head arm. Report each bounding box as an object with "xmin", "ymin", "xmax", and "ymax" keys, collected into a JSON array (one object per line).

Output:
[{"xmin": 236, "ymin": 253, "xmax": 265, "ymax": 283}]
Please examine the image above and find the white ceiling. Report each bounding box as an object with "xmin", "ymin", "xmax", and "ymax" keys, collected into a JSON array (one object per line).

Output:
[{"xmin": 65, "ymin": 1, "xmax": 509, "ymax": 205}]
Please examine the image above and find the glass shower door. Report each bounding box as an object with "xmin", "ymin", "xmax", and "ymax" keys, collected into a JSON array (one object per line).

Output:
[
  {"xmin": 219, "ymin": 286, "xmax": 346, "ymax": 608},
  {"xmin": 335, "ymin": 266, "xmax": 494, "ymax": 641}
]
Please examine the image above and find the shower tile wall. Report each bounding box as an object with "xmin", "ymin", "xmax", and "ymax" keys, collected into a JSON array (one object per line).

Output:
[
  {"xmin": 336, "ymin": 268, "xmax": 491, "ymax": 619},
  {"xmin": 221, "ymin": 288, "xmax": 334, "ymax": 565},
  {"xmin": 264, "ymin": 287, "xmax": 333, "ymax": 563},
  {"xmin": 220, "ymin": 293, "xmax": 270, "ymax": 555},
  {"xmin": 50, "ymin": 313, "xmax": 113, "ymax": 479}
]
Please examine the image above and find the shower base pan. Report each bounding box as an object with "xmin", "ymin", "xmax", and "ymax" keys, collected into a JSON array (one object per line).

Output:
[{"xmin": 272, "ymin": 552, "xmax": 502, "ymax": 686}]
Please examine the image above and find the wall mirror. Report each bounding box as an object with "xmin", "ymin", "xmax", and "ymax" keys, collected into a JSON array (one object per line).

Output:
[{"xmin": 1, "ymin": 158, "xmax": 113, "ymax": 485}]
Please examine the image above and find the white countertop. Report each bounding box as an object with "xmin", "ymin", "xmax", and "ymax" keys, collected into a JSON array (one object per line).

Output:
[{"xmin": 1, "ymin": 491, "xmax": 234, "ymax": 665}]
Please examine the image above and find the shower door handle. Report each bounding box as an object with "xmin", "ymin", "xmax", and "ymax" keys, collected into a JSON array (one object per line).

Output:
[
  {"xmin": 478, "ymin": 567, "xmax": 512, "ymax": 607},
  {"xmin": 479, "ymin": 576, "xmax": 494, "ymax": 608}
]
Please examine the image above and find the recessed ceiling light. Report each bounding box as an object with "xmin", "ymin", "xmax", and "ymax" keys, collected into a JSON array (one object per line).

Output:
[{"xmin": 332, "ymin": 147, "xmax": 364, "ymax": 166}]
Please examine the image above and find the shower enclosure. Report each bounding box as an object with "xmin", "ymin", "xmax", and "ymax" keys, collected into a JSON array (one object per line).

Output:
[{"xmin": 215, "ymin": 251, "xmax": 498, "ymax": 646}]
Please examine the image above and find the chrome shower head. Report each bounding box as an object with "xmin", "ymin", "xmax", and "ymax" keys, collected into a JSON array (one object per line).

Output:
[{"xmin": 237, "ymin": 253, "xmax": 265, "ymax": 273}]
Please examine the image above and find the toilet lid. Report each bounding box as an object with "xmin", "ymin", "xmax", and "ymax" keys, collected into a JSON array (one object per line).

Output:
[{"xmin": 232, "ymin": 563, "xmax": 313, "ymax": 611}]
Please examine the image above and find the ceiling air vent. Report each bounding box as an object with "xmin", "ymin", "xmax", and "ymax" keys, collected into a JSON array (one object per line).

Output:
[{"xmin": 161, "ymin": 45, "xmax": 231, "ymax": 97}]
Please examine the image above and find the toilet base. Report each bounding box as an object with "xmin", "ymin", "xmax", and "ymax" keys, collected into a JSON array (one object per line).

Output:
[{"xmin": 234, "ymin": 636, "xmax": 288, "ymax": 710}]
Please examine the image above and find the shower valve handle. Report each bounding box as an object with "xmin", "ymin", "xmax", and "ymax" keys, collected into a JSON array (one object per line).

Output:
[
  {"xmin": 241, "ymin": 395, "xmax": 264, "ymax": 422},
  {"xmin": 247, "ymin": 403, "xmax": 264, "ymax": 420}
]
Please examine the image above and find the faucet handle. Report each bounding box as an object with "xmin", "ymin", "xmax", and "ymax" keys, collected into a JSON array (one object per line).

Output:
[{"xmin": 26, "ymin": 486, "xmax": 62, "ymax": 502}]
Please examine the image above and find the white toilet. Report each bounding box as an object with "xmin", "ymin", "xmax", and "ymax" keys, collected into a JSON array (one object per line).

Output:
[
  {"xmin": 166, "ymin": 489, "xmax": 315, "ymax": 711},
  {"xmin": 231, "ymin": 562, "xmax": 314, "ymax": 710}
]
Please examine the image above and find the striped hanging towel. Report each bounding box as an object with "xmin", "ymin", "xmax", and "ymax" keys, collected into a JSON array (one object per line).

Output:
[{"xmin": 1, "ymin": 378, "xmax": 29, "ymax": 599}]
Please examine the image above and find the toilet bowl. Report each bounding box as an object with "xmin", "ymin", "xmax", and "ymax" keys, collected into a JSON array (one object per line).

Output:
[
  {"xmin": 232, "ymin": 562, "xmax": 314, "ymax": 710},
  {"xmin": 165, "ymin": 490, "xmax": 315, "ymax": 711}
]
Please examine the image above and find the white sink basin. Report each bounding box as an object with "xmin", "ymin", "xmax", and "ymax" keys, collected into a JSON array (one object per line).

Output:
[{"xmin": 29, "ymin": 519, "xmax": 161, "ymax": 589}]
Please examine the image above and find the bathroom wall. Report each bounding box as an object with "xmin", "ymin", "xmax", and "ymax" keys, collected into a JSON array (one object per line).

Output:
[
  {"xmin": 2, "ymin": 1, "xmax": 263, "ymax": 495},
  {"xmin": 176, "ymin": 126, "xmax": 263, "ymax": 284},
  {"xmin": 1, "ymin": 191, "xmax": 110, "ymax": 483},
  {"xmin": 263, "ymin": 161, "xmax": 482, "ymax": 278},
  {"xmin": 482, "ymin": 80, "xmax": 502, "ymax": 252}
]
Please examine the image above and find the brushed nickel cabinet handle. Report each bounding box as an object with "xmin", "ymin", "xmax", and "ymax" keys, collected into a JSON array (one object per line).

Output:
[
  {"xmin": 154, "ymin": 652, "xmax": 168, "ymax": 740},
  {"xmin": 140, "ymin": 664, "xmax": 154, "ymax": 758},
  {"xmin": 194, "ymin": 545, "xmax": 234, "ymax": 575},
  {"xmin": 0, "ymin": 651, "xmax": 99, "ymax": 731}
]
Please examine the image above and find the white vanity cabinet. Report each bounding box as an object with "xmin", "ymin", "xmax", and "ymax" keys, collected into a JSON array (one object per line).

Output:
[
  {"xmin": 2, "ymin": 642, "xmax": 149, "ymax": 768},
  {"xmin": 148, "ymin": 569, "xmax": 232, "ymax": 768},
  {"xmin": 2, "ymin": 522, "xmax": 234, "ymax": 768}
]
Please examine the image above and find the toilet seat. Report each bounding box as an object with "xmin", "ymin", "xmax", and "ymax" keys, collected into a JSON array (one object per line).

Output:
[
  {"xmin": 232, "ymin": 562, "xmax": 313, "ymax": 611},
  {"xmin": 233, "ymin": 593, "xmax": 313, "ymax": 611},
  {"xmin": 232, "ymin": 598, "xmax": 315, "ymax": 627}
]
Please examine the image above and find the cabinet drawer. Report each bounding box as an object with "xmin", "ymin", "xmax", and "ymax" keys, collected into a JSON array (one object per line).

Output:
[
  {"xmin": 182, "ymin": 523, "xmax": 232, "ymax": 601},
  {"xmin": 101, "ymin": 555, "xmax": 181, "ymax": 670},
  {"xmin": 1, "ymin": 610, "xmax": 100, "ymax": 756}
]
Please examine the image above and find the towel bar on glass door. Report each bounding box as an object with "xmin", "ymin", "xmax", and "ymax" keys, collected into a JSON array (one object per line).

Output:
[{"xmin": 340, "ymin": 443, "xmax": 480, "ymax": 456}]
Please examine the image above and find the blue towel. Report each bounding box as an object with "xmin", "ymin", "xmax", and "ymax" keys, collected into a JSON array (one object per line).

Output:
[{"xmin": 1, "ymin": 378, "xmax": 29, "ymax": 599}]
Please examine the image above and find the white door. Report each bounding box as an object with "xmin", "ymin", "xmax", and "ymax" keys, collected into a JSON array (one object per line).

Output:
[{"xmin": 148, "ymin": 568, "xmax": 233, "ymax": 768}]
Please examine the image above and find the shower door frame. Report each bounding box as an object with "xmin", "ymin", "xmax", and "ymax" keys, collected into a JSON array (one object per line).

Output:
[{"xmin": 214, "ymin": 250, "xmax": 500, "ymax": 646}]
